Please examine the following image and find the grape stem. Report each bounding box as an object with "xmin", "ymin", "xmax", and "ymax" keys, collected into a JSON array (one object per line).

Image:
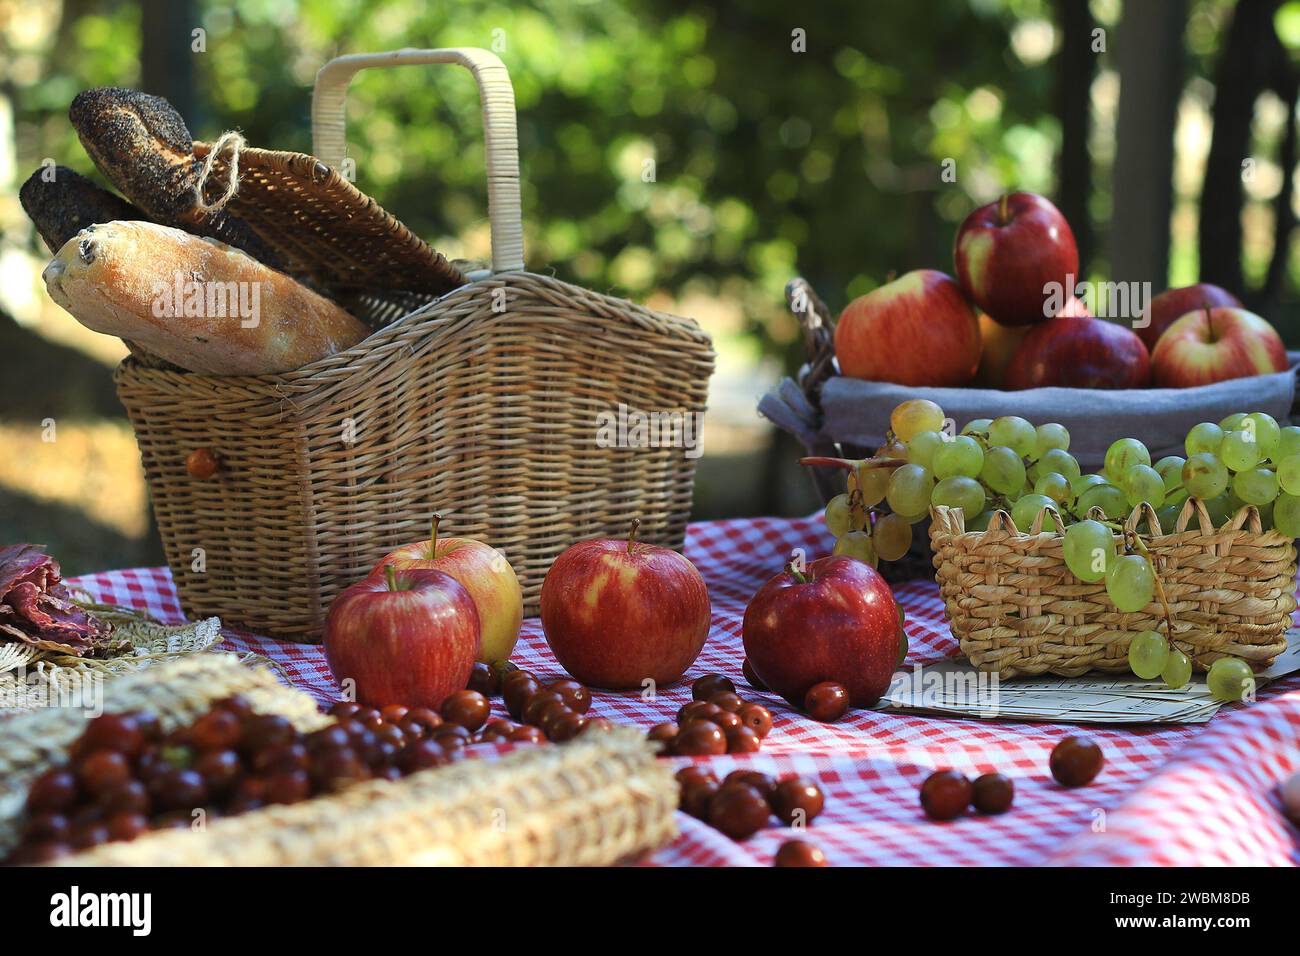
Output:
[
  {"xmin": 800, "ymin": 455, "xmax": 906, "ymax": 471},
  {"xmin": 1125, "ymin": 529, "xmax": 1177, "ymax": 647},
  {"xmin": 846, "ymin": 467, "xmax": 866, "ymax": 533}
]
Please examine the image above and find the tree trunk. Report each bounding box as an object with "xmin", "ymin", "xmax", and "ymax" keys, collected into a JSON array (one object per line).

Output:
[
  {"xmin": 1108, "ymin": 0, "xmax": 1187, "ymax": 295},
  {"xmin": 1199, "ymin": 0, "xmax": 1287, "ymax": 298},
  {"xmin": 140, "ymin": 0, "xmax": 199, "ymax": 127},
  {"xmin": 1054, "ymin": 0, "xmax": 1096, "ymax": 269}
]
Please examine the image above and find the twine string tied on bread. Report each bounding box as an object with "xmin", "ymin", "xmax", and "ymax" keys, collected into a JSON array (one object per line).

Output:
[{"xmin": 193, "ymin": 129, "xmax": 245, "ymax": 216}]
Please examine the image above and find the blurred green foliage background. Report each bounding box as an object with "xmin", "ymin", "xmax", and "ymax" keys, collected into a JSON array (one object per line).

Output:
[{"xmin": 2, "ymin": 0, "xmax": 1298, "ymax": 573}]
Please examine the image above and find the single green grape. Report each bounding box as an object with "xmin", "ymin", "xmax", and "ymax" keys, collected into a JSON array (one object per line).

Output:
[
  {"xmin": 1034, "ymin": 423, "xmax": 1071, "ymax": 455},
  {"xmin": 1274, "ymin": 493, "xmax": 1300, "ymax": 537},
  {"xmin": 824, "ymin": 494, "xmax": 854, "ymax": 536},
  {"xmin": 1071, "ymin": 473, "xmax": 1108, "ymax": 497},
  {"xmin": 1207, "ymin": 657, "xmax": 1253, "ymax": 702},
  {"xmin": 981, "ymin": 446, "xmax": 1026, "ymax": 496},
  {"xmin": 932, "ymin": 435, "xmax": 984, "ymax": 480},
  {"xmin": 1127, "ymin": 630, "xmax": 1169, "ymax": 680},
  {"xmin": 1104, "ymin": 438, "xmax": 1151, "ymax": 476},
  {"xmin": 1203, "ymin": 493, "xmax": 1233, "ymax": 528},
  {"xmin": 1277, "ymin": 426, "xmax": 1300, "ymax": 461},
  {"xmin": 1232, "ymin": 467, "xmax": 1278, "ymax": 506},
  {"xmin": 890, "ymin": 399, "xmax": 946, "ymax": 443},
  {"xmin": 1034, "ymin": 471, "xmax": 1072, "ymax": 504},
  {"xmin": 897, "ymin": 628, "xmax": 909, "ymax": 666},
  {"xmin": 1220, "ymin": 430, "xmax": 1262, "ymax": 472},
  {"xmin": 873, "ymin": 512, "xmax": 913, "ymax": 561},
  {"xmin": 1062, "ymin": 519, "xmax": 1116, "ymax": 582},
  {"xmin": 1277, "ymin": 454, "xmax": 1300, "ymax": 496},
  {"xmin": 833, "ymin": 530, "xmax": 877, "ymax": 567},
  {"xmin": 1077, "ymin": 482, "xmax": 1128, "ymax": 520},
  {"xmin": 1155, "ymin": 503, "xmax": 1182, "ymax": 535},
  {"xmin": 1258, "ymin": 498, "xmax": 1276, "ymax": 531},
  {"xmin": 1036, "ymin": 448, "xmax": 1081, "ymax": 482},
  {"xmin": 1153, "ymin": 456, "xmax": 1186, "ymax": 494},
  {"xmin": 1106, "ymin": 554, "xmax": 1155, "ymax": 612},
  {"xmin": 1246, "ymin": 412, "xmax": 1281, "ymax": 461},
  {"xmin": 855, "ymin": 462, "xmax": 891, "ymax": 507},
  {"xmin": 886, "ymin": 464, "xmax": 935, "ymax": 517},
  {"xmin": 1185, "ymin": 422, "xmax": 1224, "ymax": 457},
  {"xmin": 988, "ymin": 416, "xmax": 1037, "ymax": 457},
  {"xmin": 931, "ymin": 476, "xmax": 986, "ymax": 521},
  {"xmin": 1161, "ymin": 648, "xmax": 1192, "ymax": 689},
  {"xmin": 967, "ymin": 510, "xmax": 995, "ymax": 532},
  {"xmin": 1122, "ymin": 464, "xmax": 1166, "ymax": 508},
  {"xmin": 1012, "ymin": 493, "xmax": 1061, "ymax": 533},
  {"xmin": 961, "ymin": 418, "xmax": 992, "ymax": 437},
  {"xmin": 1182, "ymin": 453, "xmax": 1229, "ymax": 500},
  {"xmin": 1219, "ymin": 412, "xmax": 1248, "ymax": 431},
  {"xmin": 906, "ymin": 430, "xmax": 947, "ymax": 470}
]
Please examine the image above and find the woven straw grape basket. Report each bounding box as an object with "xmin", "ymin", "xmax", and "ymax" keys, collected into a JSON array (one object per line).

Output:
[
  {"xmin": 113, "ymin": 49, "xmax": 714, "ymax": 641},
  {"xmin": 929, "ymin": 498, "xmax": 1297, "ymax": 678}
]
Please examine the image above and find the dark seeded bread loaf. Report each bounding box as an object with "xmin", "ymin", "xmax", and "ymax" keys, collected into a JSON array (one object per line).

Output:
[
  {"xmin": 19, "ymin": 166, "xmax": 146, "ymax": 253},
  {"xmin": 69, "ymin": 88, "xmax": 285, "ymax": 269}
]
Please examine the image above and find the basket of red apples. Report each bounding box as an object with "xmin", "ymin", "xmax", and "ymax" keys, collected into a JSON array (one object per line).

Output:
[{"xmin": 761, "ymin": 191, "xmax": 1294, "ymax": 580}]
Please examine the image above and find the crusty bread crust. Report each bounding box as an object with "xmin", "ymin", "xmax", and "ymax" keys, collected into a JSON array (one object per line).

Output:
[{"xmin": 43, "ymin": 221, "xmax": 369, "ymax": 375}]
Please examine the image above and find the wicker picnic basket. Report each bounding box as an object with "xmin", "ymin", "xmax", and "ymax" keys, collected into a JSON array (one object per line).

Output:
[
  {"xmin": 1, "ymin": 655, "xmax": 678, "ymax": 866},
  {"xmin": 929, "ymin": 499, "xmax": 1297, "ymax": 678},
  {"xmin": 113, "ymin": 49, "xmax": 714, "ymax": 641}
]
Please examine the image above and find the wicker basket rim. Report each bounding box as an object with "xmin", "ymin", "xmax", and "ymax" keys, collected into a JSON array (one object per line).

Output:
[
  {"xmin": 930, "ymin": 498, "xmax": 1288, "ymax": 543},
  {"xmin": 112, "ymin": 270, "xmax": 713, "ymax": 393}
]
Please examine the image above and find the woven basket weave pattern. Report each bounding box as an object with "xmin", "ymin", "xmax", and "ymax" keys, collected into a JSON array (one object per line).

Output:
[
  {"xmin": 116, "ymin": 273, "xmax": 714, "ymax": 640},
  {"xmin": 55, "ymin": 728, "xmax": 677, "ymax": 867},
  {"xmin": 929, "ymin": 502, "xmax": 1297, "ymax": 678}
]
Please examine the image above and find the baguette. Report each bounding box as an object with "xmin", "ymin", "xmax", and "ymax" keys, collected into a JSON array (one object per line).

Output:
[
  {"xmin": 69, "ymin": 88, "xmax": 285, "ymax": 270},
  {"xmin": 19, "ymin": 166, "xmax": 177, "ymax": 369},
  {"xmin": 42, "ymin": 221, "xmax": 369, "ymax": 375}
]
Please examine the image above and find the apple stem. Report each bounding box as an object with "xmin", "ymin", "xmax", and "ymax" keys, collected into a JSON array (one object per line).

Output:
[
  {"xmin": 429, "ymin": 513, "xmax": 441, "ymax": 559},
  {"xmin": 627, "ymin": 517, "xmax": 642, "ymax": 554},
  {"xmin": 1203, "ymin": 305, "xmax": 1216, "ymax": 343},
  {"xmin": 384, "ymin": 564, "xmax": 398, "ymax": 592},
  {"xmin": 786, "ymin": 562, "xmax": 808, "ymax": 584},
  {"xmin": 997, "ymin": 193, "xmax": 1009, "ymax": 225}
]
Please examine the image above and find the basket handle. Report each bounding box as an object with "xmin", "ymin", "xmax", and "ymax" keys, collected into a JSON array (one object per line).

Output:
[
  {"xmin": 312, "ymin": 47, "xmax": 524, "ymax": 274},
  {"xmin": 785, "ymin": 277, "xmax": 837, "ymax": 411}
]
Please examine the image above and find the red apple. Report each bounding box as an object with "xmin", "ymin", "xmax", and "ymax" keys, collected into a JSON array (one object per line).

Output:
[
  {"xmin": 742, "ymin": 555, "xmax": 899, "ymax": 709},
  {"xmin": 540, "ymin": 520, "xmax": 710, "ymax": 690},
  {"xmin": 954, "ymin": 192, "xmax": 1079, "ymax": 326},
  {"xmin": 1137, "ymin": 282, "xmax": 1239, "ymax": 352},
  {"xmin": 324, "ymin": 567, "xmax": 480, "ymax": 709},
  {"xmin": 834, "ymin": 269, "xmax": 980, "ymax": 386},
  {"xmin": 1151, "ymin": 306, "xmax": 1287, "ymax": 388},
  {"xmin": 974, "ymin": 312, "xmax": 1030, "ymax": 387},
  {"xmin": 370, "ymin": 515, "xmax": 523, "ymax": 663},
  {"xmin": 1004, "ymin": 311, "xmax": 1151, "ymax": 390}
]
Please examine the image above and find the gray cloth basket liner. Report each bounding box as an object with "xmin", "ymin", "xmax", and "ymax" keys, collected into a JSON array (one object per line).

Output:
[{"xmin": 760, "ymin": 363, "xmax": 1297, "ymax": 475}]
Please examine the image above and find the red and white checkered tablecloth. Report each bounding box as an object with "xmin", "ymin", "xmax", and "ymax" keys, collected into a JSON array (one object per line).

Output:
[{"xmin": 69, "ymin": 515, "xmax": 1300, "ymax": 867}]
